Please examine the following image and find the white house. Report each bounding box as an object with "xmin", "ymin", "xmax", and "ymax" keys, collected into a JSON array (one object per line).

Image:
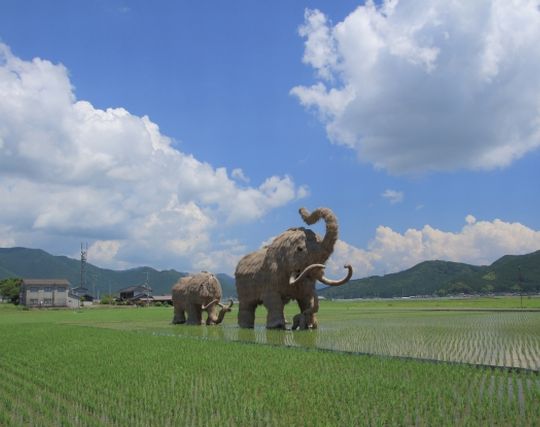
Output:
[{"xmin": 19, "ymin": 279, "xmax": 78, "ymax": 308}]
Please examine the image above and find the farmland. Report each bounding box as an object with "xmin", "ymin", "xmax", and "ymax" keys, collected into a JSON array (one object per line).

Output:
[{"xmin": 1, "ymin": 298, "xmax": 539, "ymax": 426}]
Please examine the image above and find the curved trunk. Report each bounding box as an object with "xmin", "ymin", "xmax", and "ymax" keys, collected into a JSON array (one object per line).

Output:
[
  {"xmin": 318, "ymin": 264, "xmax": 353, "ymax": 287},
  {"xmin": 289, "ymin": 263, "xmax": 326, "ymax": 285},
  {"xmin": 215, "ymin": 299, "xmax": 234, "ymax": 324},
  {"xmin": 299, "ymin": 207, "xmax": 339, "ymax": 258}
]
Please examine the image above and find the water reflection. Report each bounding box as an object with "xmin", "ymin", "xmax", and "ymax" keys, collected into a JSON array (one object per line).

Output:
[
  {"xmin": 228, "ymin": 326, "xmax": 320, "ymax": 349},
  {"xmin": 235, "ymin": 327, "xmax": 257, "ymax": 343},
  {"xmin": 164, "ymin": 322, "xmax": 320, "ymax": 350},
  {"xmin": 157, "ymin": 312, "xmax": 540, "ymax": 370},
  {"xmin": 291, "ymin": 329, "xmax": 318, "ymax": 348}
]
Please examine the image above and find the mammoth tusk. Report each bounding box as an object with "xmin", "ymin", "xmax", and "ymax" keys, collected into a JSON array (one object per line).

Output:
[
  {"xmin": 202, "ymin": 299, "xmax": 219, "ymax": 310},
  {"xmin": 218, "ymin": 299, "xmax": 234, "ymax": 311},
  {"xmin": 318, "ymin": 264, "xmax": 353, "ymax": 287},
  {"xmin": 289, "ymin": 264, "xmax": 326, "ymax": 285}
]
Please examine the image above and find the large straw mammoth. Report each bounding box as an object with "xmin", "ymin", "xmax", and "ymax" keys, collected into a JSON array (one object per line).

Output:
[
  {"xmin": 235, "ymin": 207, "xmax": 352, "ymax": 329},
  {"xmin": 172, "ymin": 272, "xmax": 233, "ymax": 325}
]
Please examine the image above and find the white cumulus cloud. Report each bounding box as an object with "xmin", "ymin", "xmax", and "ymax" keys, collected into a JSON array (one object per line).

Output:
[
  {"xmin": 291, "ymin": 1, "xmax": 540, "ymax": 174},
  {"xmin": 328, "ymin": 216, "xmax": 540, "ymax": 278},
  {"xmin": 0, "ymin": 43, "xmax": 305, "ymax": 272}
]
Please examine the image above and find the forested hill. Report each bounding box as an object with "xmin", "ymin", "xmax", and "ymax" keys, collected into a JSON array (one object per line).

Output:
[
  {"xmin": 2, "ymin": 247, "xmax": 539, "ymax": 300},
  {"xmin": 320, "ymin": 250, "xmax": 540, "ymax": 299},
  {"xmin": 0, "ymin": 247, "xmax": 237, "ymax": 298}
]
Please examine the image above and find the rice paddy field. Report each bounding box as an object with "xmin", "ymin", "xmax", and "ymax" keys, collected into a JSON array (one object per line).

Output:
[{"xmin": 1, "ymin": 297, "xmax": 539, "ymax": 426}]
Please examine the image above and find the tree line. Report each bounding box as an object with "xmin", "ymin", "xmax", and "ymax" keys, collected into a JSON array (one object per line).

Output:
[{"xmin": 0, "ymin": 278, "xmax": 22, "ymax": 304}]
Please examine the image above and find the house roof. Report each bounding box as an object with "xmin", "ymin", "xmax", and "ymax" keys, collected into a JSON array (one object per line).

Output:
[
  {"xmin": 132, "ymin": 295, "xmax": 171, "ymax": 302},
  {"xmin": 118, "ymin": 284, "xmax": 152, "ymax": 293},
  {"xmin": 152, "ymin": 295, "xmax": 172, "ymax": 301},
  {"xmin": 71, "ymin": 289, "xmax": 94, "ymax": 298},
  {"xmin": 22, "ymin": 279, "xmax": 71, "ymax": 287}
]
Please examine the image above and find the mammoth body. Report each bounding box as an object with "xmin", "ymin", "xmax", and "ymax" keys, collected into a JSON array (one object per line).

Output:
[
  {"xmin": 172, "ymin": 272, "xmax": 232, "ymax": 325},
  {"xmin": 235, "ymin": 207, "xmax": 352, "ymax": 330}
]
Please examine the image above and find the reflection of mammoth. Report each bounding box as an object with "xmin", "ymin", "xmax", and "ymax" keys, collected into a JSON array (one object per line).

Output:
[
  {"xmin": 235, "ymin": 207, "xmax": 352, "ymax": 329},
  {"xmin": 172, "ymin": 272, "xmax": 233, "ymax": 325}
]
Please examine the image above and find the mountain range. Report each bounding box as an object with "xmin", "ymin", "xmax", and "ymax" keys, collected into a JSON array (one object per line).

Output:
[
  {"xmin": 320, "ymin": 250, "xmax": 540, "ymax": 299},
  {"xmin": 0, "ymin": 247, "xmax": 237, "ymax": 298},
  {"xmin": 1, "ymin": 247, "xmax": 539, "ymax": 300}
]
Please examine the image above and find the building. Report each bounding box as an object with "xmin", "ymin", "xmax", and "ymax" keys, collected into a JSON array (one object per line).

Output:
[
  {"xmin": 71, "ymin": 286, "xmax": 94, "ymax": 302},
  {"xmin": 134, "ymin": 295, "xmax": 172, "ymax": 306},
  {"xmin": 151, "ymin": 295, "xmax": 172, "ymax": 305},
  {"xmin": 117, "ymin": 284, "xmax": 152, "ymax": 303},
  {"xmin": 19, "ymin": 279, "xmax": 78, "ymax": 308}
]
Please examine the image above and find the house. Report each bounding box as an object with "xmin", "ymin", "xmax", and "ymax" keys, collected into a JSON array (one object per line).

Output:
[
  {"xmin": 71, "ymin": 286, "xmax": 94, "ymax": 302},
  {"xmin": 117, "ymin": 284, "xmax": 152, "ymax": 303},
  {"xmin": 134, "ymin": 295, "xmax": 172, "ymax": 306},
  {"xmin": 19, "ymin": 279, "xmax": 78, "ymax": 308},
  {"xmin": 151, "ymin": 295, "xmax": 172, "ymax": 305}
]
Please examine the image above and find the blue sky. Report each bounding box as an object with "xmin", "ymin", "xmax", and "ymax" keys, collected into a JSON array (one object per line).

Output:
[{"xmin": 1, "ymin": 0, "xmax": 539, "ymax": 277}]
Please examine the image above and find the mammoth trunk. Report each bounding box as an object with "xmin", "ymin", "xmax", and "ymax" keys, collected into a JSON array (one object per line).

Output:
[{"xmin": 299, "ymin": 207, "xmax": 338, "ymax": 258}]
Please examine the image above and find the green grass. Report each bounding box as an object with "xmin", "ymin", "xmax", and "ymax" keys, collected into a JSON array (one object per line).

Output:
[
  {"xmin": 1, "ymin": 299, "xmax": 539, "ymax": 426},
  {"xmin": 3, "ymin": 298, "xmax": 540, "ymax": 369},
  {"xmin": 321, "ymin": 295, "xmax": 540, "ymax": 310}
]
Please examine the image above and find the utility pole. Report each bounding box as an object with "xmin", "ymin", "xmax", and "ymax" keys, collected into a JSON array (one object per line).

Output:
[
  {"xmin": 518, "ymin": 266, "xmax": 524, "ymax": 309},
  {"xmin": 145, "ymin": 271, "xmax": 151, "ymax": 307},
  {"xmin": 80, "ymin": 242, "xmax": 88, "ymax": 290}
]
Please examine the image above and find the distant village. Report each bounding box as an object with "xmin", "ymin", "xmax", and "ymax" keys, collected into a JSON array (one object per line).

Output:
[
  {"xmin": 10, "ymin": 244, "xmax": 173, "ymax": 308},
  {"xmin": 18, "ymin": 278, "xmax": 172, "ymax": 308}
]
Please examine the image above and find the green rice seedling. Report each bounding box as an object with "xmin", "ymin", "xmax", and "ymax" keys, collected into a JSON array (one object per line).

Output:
[{"xmin": 1, "ymin": 301, "xmax": 539, "ymax": 426}]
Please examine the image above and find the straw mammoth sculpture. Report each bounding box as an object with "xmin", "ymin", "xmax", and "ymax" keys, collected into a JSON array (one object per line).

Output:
[
  {"xmin": 172, "ymin": 272, "xmax": 233, "ymax": 325},
  {"xmin": 235, "ymin": 207, "xmax": 352, "ymax": 329}
]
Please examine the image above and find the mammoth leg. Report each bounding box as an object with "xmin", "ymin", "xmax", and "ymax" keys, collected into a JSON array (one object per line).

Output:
[
  {"xmin": 263, "ymin": 293, "xmax": 286, "ymax": 330},
  {"xmin": 186, "ymin": 303, "xmax": 203, "ymax": 325},
  {"xmin": 297, "ymin": 298, "xmax": 310, "ymax": 314},
  {"xmin": 172, "ymin": 303, "xmax": 186, "ymax": 324},
  {"xmin": 295, "ymin": 296, "xmax": 319, "ymax": 330},
  {"xmin": 308, "ymin": 294, "xmax": 319, "ymax": 330},
  {"xmin": 238, "ymin": 300, "xmax": 257, "ymax": 329}
]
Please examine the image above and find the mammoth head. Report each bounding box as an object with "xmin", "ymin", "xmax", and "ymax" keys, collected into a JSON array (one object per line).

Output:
[
  {"xmin": 269, "ymin": 207, "xmax": 339, "ymax": 270},
  {"xmin": 198, "ymin": 273, "xmax": 221, "ymax": 299},
  {"xmin": 267, "ymin": 207, "xmax": 352, "ymax": 286},
  {"xmin": 204, "ymin": 299, "xmax": 234, "ymax": 325}
]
